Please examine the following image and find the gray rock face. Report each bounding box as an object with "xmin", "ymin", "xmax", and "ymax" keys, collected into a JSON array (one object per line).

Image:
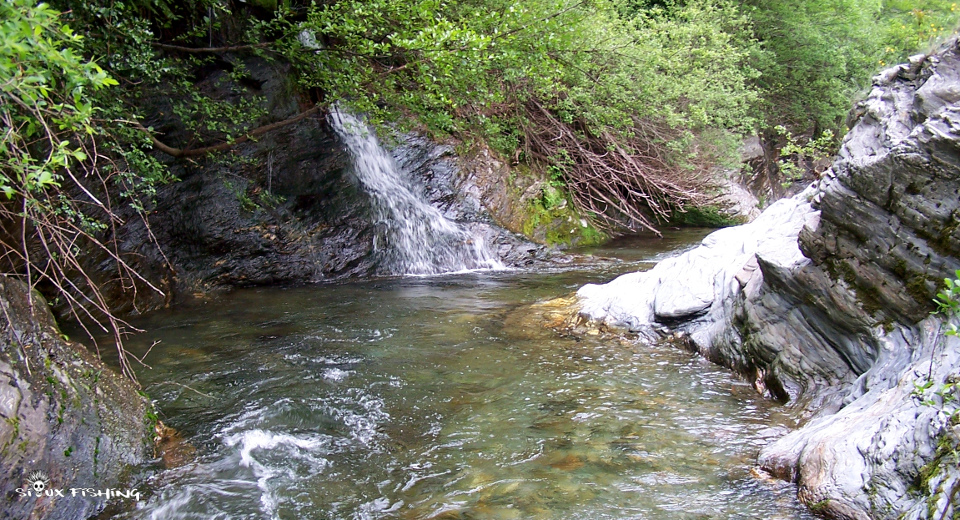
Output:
[
  {"xmin": 805, "ymin": 48, "xmax": 960, "ymax": 326},
  {"xmin": 389, "ymin": 134, "xmax": 546, "ymax": 267},
  {"xmin": 0, "ymin": 277, "xmax": 152, "ymax": 520},
  {"xmin": 85, "ymin": 57, "xmax": 543, "ymax": 315},
  {"xmin": 574, "ymin": 40, "xmax": 960, "ymax": 519}
]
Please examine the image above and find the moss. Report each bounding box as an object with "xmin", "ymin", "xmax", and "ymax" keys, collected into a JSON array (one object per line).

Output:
[
  {"xmin": 911, "ymin": 424, "xmax": 960, "ymax": 519},
  {"xmin": 824, "ymin": 258, "xmax": 887, "ymax": 315},
  {"xmin": 2, "ymin": 416, "xmax": 20, "ymax": 455},
  {"xmin": 519, "ymin": 184, "xmax": 607, "ymax": 247},
  {"xmin": 914, "ymin": 215, "xmax": 959, "ymax": 259},
  {"xmin": 893, "ymin": 258, "xmax": 909, "ymax": 279},
  {"xmin": 669, "ymin": 205, "xmax": 744, "ymax": 228},
  {"xmin": 808, "ymin": 498, "xmax": 832, "ymax": 513},
  {"xmin": 905, "ymin": 274, "xmax": 938, "ymax": 308},
  {"xmin": 933, "ymin": 217, "xmax": 960, "ymax": 257},
  {"xmin": 141, "ymin": 391, "xmax": 160, "ymax": 434}
]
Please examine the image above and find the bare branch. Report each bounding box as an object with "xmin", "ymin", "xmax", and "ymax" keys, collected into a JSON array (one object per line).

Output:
[
  {"xmin": 132, "ymin": 105, "xmax": 320, "ymax": 158},
  {"xmin": 151, "ymin": 41, "xmax": 272, "ymax": 54}
]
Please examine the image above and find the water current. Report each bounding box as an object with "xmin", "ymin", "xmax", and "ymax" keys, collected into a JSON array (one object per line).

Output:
[
  {"xmin": 98, "ymin": 233, "xmax": 815, "ymax": 520},
  {"xmin": 328, "ymin": 108, "xmax": 503, "ymax": 275}
]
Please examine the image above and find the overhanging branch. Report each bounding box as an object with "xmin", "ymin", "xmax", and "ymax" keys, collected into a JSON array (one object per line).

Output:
[
  {"xmin": 151, "ymin": 41, "xmax": 273, "ymax": 54},
  {"xmin": 134, "ymin": 106, "xmax": 321, "ymax": 158}
]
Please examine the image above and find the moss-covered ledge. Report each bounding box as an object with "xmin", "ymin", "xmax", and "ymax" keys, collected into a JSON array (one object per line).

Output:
[{"xmin": 0, "ymin": 277, "xmax": 153, "ymax": 520}]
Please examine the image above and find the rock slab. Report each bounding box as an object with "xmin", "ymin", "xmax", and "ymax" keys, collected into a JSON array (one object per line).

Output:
[{"xmin": 0, "ymin": 277, "xmax": 152, "ymax": 520}]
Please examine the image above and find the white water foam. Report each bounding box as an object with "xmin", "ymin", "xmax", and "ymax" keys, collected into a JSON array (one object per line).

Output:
[
  {"xmin": 222, "ymin": 429, "xmax": 334, "ymax": 519},
  {"xmin": 223, "ymin": 429, "xmax": 332, "ymax": 469},
  {"xmin": 328, "ymin": 107, "xmax": 504, "ymax": 275}
]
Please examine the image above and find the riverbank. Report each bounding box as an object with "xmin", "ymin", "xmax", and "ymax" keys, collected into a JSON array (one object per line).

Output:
[
  {"xmin": 558, "ymin": 39, "xmax": 960, "ymax": 519},
  {"xmin": 0, "ymin": 278, "xmax": 153, "ymax": 520}
]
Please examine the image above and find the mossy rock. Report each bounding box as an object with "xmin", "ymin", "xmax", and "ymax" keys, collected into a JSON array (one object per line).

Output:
[
  {"xmin": 520, "ymin": 188, "xmax": 607, "ymax": 247},
  {"xmin": 669, "ymin": 205, "xmax": 744, "ymax": 228}
]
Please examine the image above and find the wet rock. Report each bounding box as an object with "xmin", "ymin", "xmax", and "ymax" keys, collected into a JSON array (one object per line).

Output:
[
  {"xmin": 0, "ymin": 277, "xmax": 152, "ymax": 520},
  {"xmin": 502, "ymin": 296, "xmax": 582, "ymax": 339},
  {"xmin": 389, "ymin": 134, "xmax": 550, "ymax": 267},
  {"xmin": 569, "ymin": 39, "xmax": 960, "ymax": 519},
  {"xmin": 82, "ymin": 57, "xmax": 545, "ymax": 315}
]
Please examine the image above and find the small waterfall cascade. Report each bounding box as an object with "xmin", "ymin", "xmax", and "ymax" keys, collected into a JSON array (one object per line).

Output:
[{"xmin": 328, "ymin": 107, "xmax": 504, "ymax": 275}]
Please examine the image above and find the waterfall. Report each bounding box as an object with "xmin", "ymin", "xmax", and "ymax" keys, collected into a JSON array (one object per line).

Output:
[{"xmin": 328, "ymin": 108, "xmax": 504, "ymax": 275}]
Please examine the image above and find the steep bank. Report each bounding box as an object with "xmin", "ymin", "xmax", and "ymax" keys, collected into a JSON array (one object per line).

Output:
[
  {"xmin": 561, "ymin": 40, "xmax": 960, "ymax": 518},
  {"xmin": 0, "ymin": 277, "xmax": 153, "ymax": 520}
]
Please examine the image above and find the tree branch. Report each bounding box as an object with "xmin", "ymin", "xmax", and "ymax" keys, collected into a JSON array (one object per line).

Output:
[
  {"xmin": 133, "ymin": 106, "xmax": 321, "ymax": 158},
  {"xmin": 151, "ymin": 41, "xmax": 273, "ymax": 54}
]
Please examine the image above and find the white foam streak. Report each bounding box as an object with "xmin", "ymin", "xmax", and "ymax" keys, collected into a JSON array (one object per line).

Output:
[
  {"xmin": 329, "ymin": 107, "xmax": 504, "ymax": 275},
  {"xmin": 224, "ymin": 429, "xmax": 330, "ymax": 468}
]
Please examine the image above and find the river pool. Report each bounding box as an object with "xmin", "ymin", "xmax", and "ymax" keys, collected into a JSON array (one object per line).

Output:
[{"xmin": 97, "ymin": 231, "xmax": 814, "ymax": 520}]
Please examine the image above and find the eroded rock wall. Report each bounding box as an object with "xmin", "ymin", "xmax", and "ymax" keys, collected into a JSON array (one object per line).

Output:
[
  {"xmin": 84, "ymin": 57, "xmax": 544, "ymax": 316},
  {"xmin": 0, "ymin": 277, "xmax": 152, "ymax": 520},
  {"xmin": 572, "ymin": 40, "xmax": 960, "ymax": 519}
]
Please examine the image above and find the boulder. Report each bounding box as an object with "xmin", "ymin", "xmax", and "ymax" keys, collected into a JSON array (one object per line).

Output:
[{"xmin": 0, "ymin": 277, "xmax": 152, "ymax": 520}]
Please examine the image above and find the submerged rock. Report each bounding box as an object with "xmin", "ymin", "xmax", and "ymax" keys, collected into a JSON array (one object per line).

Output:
[
  {"xmin": 568, "ymin": 39, "xmax": 960, "ymax": 519},
  {"xmin": 0, "ymin": 277, "xmax": 152, "ymax": 520}
]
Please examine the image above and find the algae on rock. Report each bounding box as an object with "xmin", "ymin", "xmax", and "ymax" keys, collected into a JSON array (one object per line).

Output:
[{"xmin": 0, "ymin": 277, "xmax": 153, "ymax": 520}]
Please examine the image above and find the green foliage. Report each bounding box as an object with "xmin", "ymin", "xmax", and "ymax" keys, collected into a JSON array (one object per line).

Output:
[
  {"xmin": 775, "ymin": 125, "xmax": 836, "ymax": 184},
  {"xmin": 222, "ymin": 178, "xmax": 260, "ymax": 212},
  {"xmin": 287, "ymin": 2, "xmax": 755, "ymax": 153},
  {"xmin": 880, "ymin": 1, "xmax": 960, "ymax": 66},
  {"xmin": 744, "ymin": 0, "xmax": 881, "ymax": 133},
  {"xmin": 271, "ymin": 0, "xmax": 762, "ymax": 231},
  {"xmin": 0, "ymin": 0, "xmax": 116, "ymax": 198},
  {"xmin": 0, "ymin": 0, "xmax": 180, "ymax": 380},
  {"xmin": 622, "ymin": 0, "xmax": 760, "ymax": 132},
  {"xmin": 935, "ymin": 270, "xmax": 960, "ymax": 336},
  {"xmin": 745, "ymin": 0, "xmax": 960, "ymax": 136}
]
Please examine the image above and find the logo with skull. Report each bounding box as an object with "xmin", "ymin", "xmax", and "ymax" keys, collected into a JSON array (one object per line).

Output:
[{"xmin": 26, "ymin": 471, "xmax": 49, "ymax": 494}]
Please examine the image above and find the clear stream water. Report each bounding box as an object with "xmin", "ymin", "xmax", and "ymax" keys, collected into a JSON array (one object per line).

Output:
[{"xmin": 98, "ymin": 233, "xmax": 815, "ymax": 520}]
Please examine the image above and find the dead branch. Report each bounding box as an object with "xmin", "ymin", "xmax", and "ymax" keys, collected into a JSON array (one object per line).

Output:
[
  {"xmin": 152, "ymin": 41, "xmax": 272, "ymax": 54},
  {"xmin": 133, "ymin": 106, "xmax": 320, "ymax": 158},
  {"xmin": 520, "ymin": 96, "xmax": 715, "ymax": 235}
]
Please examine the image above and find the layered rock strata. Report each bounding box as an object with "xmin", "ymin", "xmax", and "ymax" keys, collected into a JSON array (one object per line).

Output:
[{"xmin": 571, "ymin": 41, "xmax": 960, "ymax": 519}]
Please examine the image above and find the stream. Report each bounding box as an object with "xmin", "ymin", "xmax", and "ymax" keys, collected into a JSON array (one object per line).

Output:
[{"xmin": 97, "ymin": 232, "xmax": 815, "ymax": 520}]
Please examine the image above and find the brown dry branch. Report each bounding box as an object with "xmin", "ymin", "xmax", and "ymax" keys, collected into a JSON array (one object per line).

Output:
[
  {"xmin": 131, "ymin": 105, "xmax": 320, "ymax": 158},
  {"xmin": 151, "ymin": 41, "xmax": 273, "ymax": 54},
  {"xmin": 0, "ymin": 98, "xmax": 167, "ymax": 382},
  {"xmin": 0, "ymin": 183, "xmax": 161, "ymax": 381},
  {"xmin": 520, "ymin": 97, "xmax": 713, "ymax": 235}
]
